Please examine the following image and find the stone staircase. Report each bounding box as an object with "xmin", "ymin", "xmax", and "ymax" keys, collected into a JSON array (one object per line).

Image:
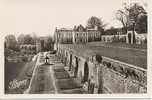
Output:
[{"xmin": 51, "ymin": 56, "xmax": 84, "ymax": 94}]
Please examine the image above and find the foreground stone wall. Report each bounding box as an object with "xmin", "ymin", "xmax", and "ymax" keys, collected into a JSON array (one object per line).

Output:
[
  {"xmin": 102, "ymin": 57, "xmax": 147, "ymax": 93},
  {"xmin": 56, "ymin": 44, "xmax": 147, "ymax": 93}
]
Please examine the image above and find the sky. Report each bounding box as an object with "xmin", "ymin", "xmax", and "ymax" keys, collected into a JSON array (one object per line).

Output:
[{"xmin": 0, "ymin": 0, "xmax": 147, "ymax": 37}]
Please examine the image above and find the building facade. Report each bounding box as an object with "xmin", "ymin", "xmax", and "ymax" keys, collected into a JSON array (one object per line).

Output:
[
  {"xmin": 54, "ymin": 28, "xmax": 73, "ymax": 44},
  {"xmin": 54, "ymin": 25, "xmax": 101, "ymax": 44}
]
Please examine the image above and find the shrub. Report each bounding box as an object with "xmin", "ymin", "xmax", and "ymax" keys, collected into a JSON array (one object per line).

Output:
[
  {"xmin": 112, "ymin": 36, "xmax": 119, "ymax": 42},
  {"xmin": 22, "ymin": 57, "xmax": 28, "ymax": 62}
]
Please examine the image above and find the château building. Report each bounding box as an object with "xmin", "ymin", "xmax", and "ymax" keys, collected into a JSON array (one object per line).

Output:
[{"xmin": 54, "ymin": 25, "xmax": 101, "ymax": 44}]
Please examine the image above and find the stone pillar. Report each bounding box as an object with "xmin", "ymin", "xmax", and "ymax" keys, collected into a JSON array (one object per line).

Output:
[
  {"xmin": 98, "ymin": 64, "xmax": 104, "ymax": 93},
  {"xmin": 74, "ymin": 56, "xmax": 79, "ymax": 78},
  {"xmin": 93, "ymin": 55, "xmax": 104, "ymax": 93},
  {"xmin": 126, "ymin": 31, "xmax": 136, "ymax": 44},
  {"xmin": 69, "ymin": 53, "xmax": 72, "ymax": 71},
  {"xmin": 86, "ymin": 32, "xmax": 88, "ymax": 43}
]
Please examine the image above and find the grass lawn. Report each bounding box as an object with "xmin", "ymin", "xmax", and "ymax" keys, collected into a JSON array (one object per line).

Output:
[
  {"xmin": 62, "ymin": 42, "xmax": 147, "ymax": 69},
  {"xmin": 5, "ymin": 61, "xmax": 36, "ymax": 94},
  {"xmin": 90, "ymin": 46, "xmax": 147, "ymax": 69}
]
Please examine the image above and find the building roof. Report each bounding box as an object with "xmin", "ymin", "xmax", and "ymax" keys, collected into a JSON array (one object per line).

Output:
[
  {"xmin": 73, "ymin": 24, "xmax": 86, "ymax": 32},
  {"xmin": 57, "ymin": 28, "xmax": 73, "ymax": 32}
]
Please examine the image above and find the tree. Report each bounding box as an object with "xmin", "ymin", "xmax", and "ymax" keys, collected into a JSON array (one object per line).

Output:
[
  {"xmin": 135, "ymin": 14, "xmax": 148, "ymax": 33},
  {"xmin": 18, "ymin": 33, "xmax": 37, "ymax": 45},
  {"xmin": 44, "ymin": 37, "xmax": 54, "ymax": 51},
  {"xmin": 24, "ymin": 34, "xmax": 34, "ymax": 44},
  {"xmin": 128, "ymin": 3, "xmax": 146, "ymax": 24},
  {"xmin": 31, "ymin": 32, "xmax": 38, "ymax": 45},
  {"xmin": 86, "ymin": 16, "xmax": 106, "ymax": 32},
  {"xmin": 135, "ymin": 14, "xmax": 147, "ymax": 33},
  {"xmin": 5, "ymin": 34, "xmax": 18, "ymax": 51},
  {"xmin": 116, "ymin": 9, "xmax": 128, "ymax": 33},
  {"xmin": 104, "ymin": 27, "xmax": 118, "ymax": 35},
  {"xmin": 17, "ymin": 34, "xmax": 25, "ymax": 45},
  {"xmin": 116, "ymin": 3, "xmax": 147, "ymax": 33}
]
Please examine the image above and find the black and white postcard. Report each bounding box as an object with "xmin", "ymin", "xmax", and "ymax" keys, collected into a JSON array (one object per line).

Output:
[{"xmin": 0, "ymin": 0, "xmax": 151, "ymax": 99}]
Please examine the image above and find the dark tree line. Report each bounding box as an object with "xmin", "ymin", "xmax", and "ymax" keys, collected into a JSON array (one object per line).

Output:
[
  {"xmin": 5, "ymin": 33, "xmax": 37, "ymax": 52},
  {"xmin": 5, "ymin": 35, "xmax": 19, "ymax": 51},
  {"xmin": 5, "ymin": 34, "xmax": 54, "ymax": 52},
  {"xmin": 18, "ymin": 34, "xmax": 36, "ymax": 45},
  {"xmin": 86, "ymin": 3, "xmax": 147, "ymax": 35}
]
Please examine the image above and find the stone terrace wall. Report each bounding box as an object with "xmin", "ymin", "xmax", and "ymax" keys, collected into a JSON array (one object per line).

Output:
[
  {"xmin": 101, "ymin": 35, "xmax": 126, "ymax": 43},
  {"xmin": 56, "ymin": 44, "xmax": 147, "ymax": 93},
  {"xmin": 102, "ymin": 57, "xmax": 147, "ymax": 93}
]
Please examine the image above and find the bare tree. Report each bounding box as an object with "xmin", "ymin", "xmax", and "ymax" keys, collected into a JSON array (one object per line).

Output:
[
  {"xmin": 116, "ymin": 5, "xmax": 129, "ymax": 33},
  {"xmin": 116, "ymin": 3, "xmax": 147, "ymax": 33}
]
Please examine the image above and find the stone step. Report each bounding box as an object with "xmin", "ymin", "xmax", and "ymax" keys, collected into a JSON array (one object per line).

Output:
[
  {"xmin": 57, "ymin": 78, "xmax": 82, "ymax": 90},
  {"xmin": 59, "ymin": 88, "xmax": 84, "ymax": 94},
  {"xmin": 54, "ymin": 70, "xmax": 70, "ymax": 79}
]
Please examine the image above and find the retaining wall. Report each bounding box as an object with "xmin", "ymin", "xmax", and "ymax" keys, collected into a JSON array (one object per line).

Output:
[{"xmin": 56, "ymin": 44, "xmax": 147, "ymax": 93}]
